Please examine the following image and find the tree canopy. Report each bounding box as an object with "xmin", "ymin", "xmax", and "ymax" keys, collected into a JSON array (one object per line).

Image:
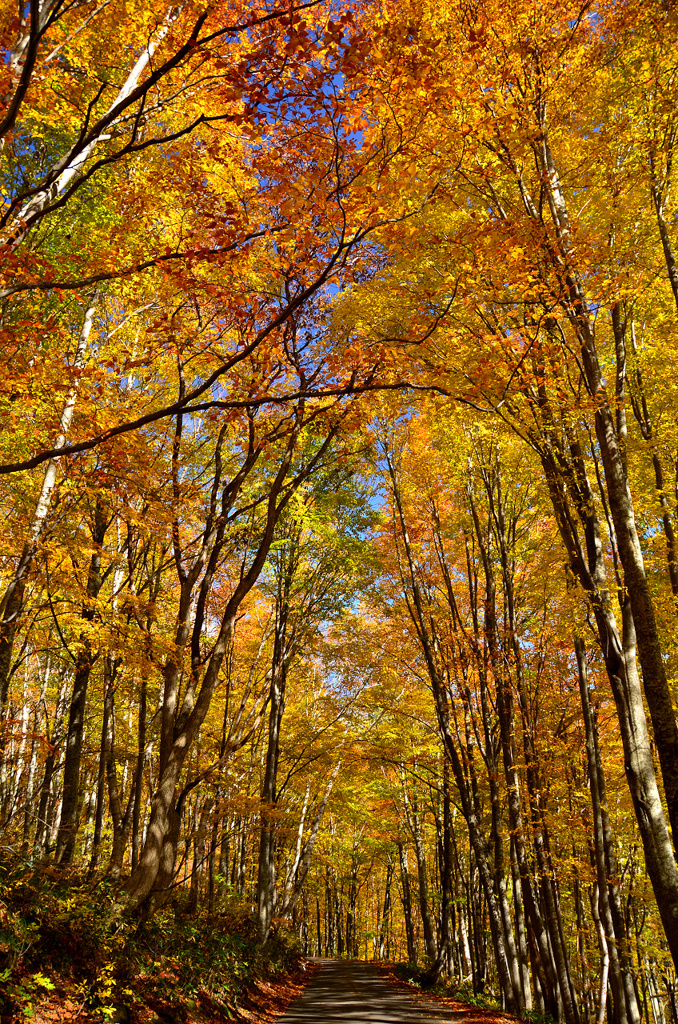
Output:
[{"xmin": 3, "ymin": 1, "xmax": 678, "ymax": 1021}]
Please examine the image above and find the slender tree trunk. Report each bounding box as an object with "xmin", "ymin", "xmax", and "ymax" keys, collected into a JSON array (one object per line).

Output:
[
  {"xmin": 207, "ymin": 811, "xmax": 219, "ymax": 912},
  {"xmin": 125, "ymin": 615, "xmax": 235, "ymax": 909},
  {"xmin": 408, "ymin": 793, "xmax": 436, "ymax": 962},
  {"xmin": 125, "ymin": 407, "xmax": 314, "ymax": 912},
  {"xmin": 316, "ymin": 893, "xmax": 322, "ymax": 956},
  {"xmin": 379, "ymin": 858, "xmax": 394, "ymax": 959},
  {"xmin": 650, "ymin": 154, "xmax": 678, "ymax": 316},
  {"xmin": 34, "ymin": 678, "xmax": 67, "ymax": 854},
  {"xmin": 466, "ymin": 486, "xmax": 524, "ymax": 1006},
  {"xmin": 541, "ymin": 444, "xmax": 678, "ymax": 971},
  {"xmin": 187, "ymin": 797, "xmax": 213, "ymax": 914},
  {"xmin": 20, "ymin": 663, "xmax": 49, "ymax": 854},
  {"xmin": 425, "ymin": 755, "xmax": 455, "ymax": 983},
  {"xmin": 87, "ymin": 680, "xmax": 111, "ymax": 877},
  {"xmin": 257, "ymin": 654, "xmax": 287, "ymax": 943},
  {"xmin": 397, "ymin": 841, "xmax": 417, "ymax": 965},
  {"xmin": 473, "ymin": 470, "xmax": 555, "ymax": 1014},
  {"xmin": 55, "ymin": 498, "xmax": 108, "ymax": 864},
  {"xmin": 385, "ymin": 448, "xmax": 521, "ymax": 1014},
  {"xmin": 510, "ymin": 836, "xmax": 533, "ymax": 1010},
  {"xmin": 576, "ymin": 636, "xmax": 641, "ymax": 1024},
  {"xmin": 219, "ymin": 807, "xmax": 231, "ymax": 898},
  {"xmin": 131, "ymin": 670, "xmax": 148, "ymax": 870},
  {"xmin": 0, "ymin": 303, "xmax": 96, "ymax": 729},
  {"xmin": 539, "ymin": 135, "xmax": 678, "ymax": 851},
  {"xmin": 590, "ymin": 872, "xmax": 610, "ymax": 1024},
  {"xmin": 104, "ymin": 659, "xmax": 135, "ymax": 878},
  {"xmin": 278, "ymin": 764, "xmax": 340, "ymax": 921}
]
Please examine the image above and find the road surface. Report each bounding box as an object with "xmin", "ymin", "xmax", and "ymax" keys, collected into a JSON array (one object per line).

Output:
[{"xmin": 278, "ymin": 959, "xmax": 455, "ymax": 1022}]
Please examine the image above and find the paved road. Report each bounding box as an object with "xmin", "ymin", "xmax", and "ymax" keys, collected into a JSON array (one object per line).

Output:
[{"xmin": 278, "ymin": 960, "xmax": 454, "ymax": 1022}]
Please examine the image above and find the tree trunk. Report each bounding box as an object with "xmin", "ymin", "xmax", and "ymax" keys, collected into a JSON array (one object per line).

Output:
[
  {"xmin": 576, "ymin": 636, "xmax": 641, "ymax": 1024},
  {"xmin": 397, "ymin": 841, "xmax": 417, "ymax": 965},
  {"xmin": 187, "ymin": 797, "xmax": 213, "ymax": 914},
  {"xmin": 0, "ymin": 303, "xmax": 96, "ymax": 729},
  {"xmin": 424, "ymin": 755, "xmax": 455, "ymax": 984},
  {"xmin": 278, "ymin": 764, "xmax": 340, "ymax": 922},
  {"xmin": 257, "ymin": 652, "xmax": 287, "ymax": 943},
  {"xmin": 33, "ymin": 677, "xmax": 67, "ymax": 854},
  {"xmin": 542, "ymin": 443, "xmax": 678, "ymax": 970},
  {"xmin": 538, "ymin": 134, "xmax": 678, "ymax": 853},
  {"xmin": 385, "ymin": 448, "xmax": 522, "ymax": 1014},
  {"xmin": 55, "ymin": 498, "xmax": 108, "ymax": 864},
  {"xmin": 104, "ymin": 659, "xmax": 135, "ymax": 879},
  {"xmin": 379, "ymin": 857, "xmax": 394, "ymax": 959},
  {"xmin": 125, "ymin": 400, "xmax": 316, "ymax": 913},
  {"xmin": 407, "ymin": 791, "xmax": 436, "ymax": 963},
  {"xmin": 87, "ymin": 677, "xmax": 111, "ymax": 877},
  {"xmin": 131, "ymin": 670, "xmax": 148, "ymax": 871}
]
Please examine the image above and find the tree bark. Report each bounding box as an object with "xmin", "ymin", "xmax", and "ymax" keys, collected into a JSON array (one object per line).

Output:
[
  {"xmin": 257, "ymin": 604, "xmax": 289, "ymax": 942},
  {"xmin": 187, "ymin": 796, "xmax": 213, "ymax": 914},
  {"xmin": 541, "ymin": 442, "xmax": 678, "ymax": 970},
  {"xmin": 0, "ymin": 302, "xmax": 96, "ymax": 728},
  {"xmin": 397, "ymin": 841, "xmax": 417, "ymax": 965},
  {"xmin": 131, "ymin": 670, "xmax": 148, "ymax": 871},
  {"xmin": 537, "ymin": 132, "xmax": 678, "ymax": 851},
  {"xmin": 87, "ymin": 676, "xmax": 111, "ymax": 878},
  {"xmin": 104, "ymin": 658, "xmax": 135, "ymax": 879},
  {"xmin": 379, "ymin": 857, "xmax": 394, "ymax": 959},
  {"xmin": 576, "ymin": 636, "xmax": 641, "ymax": 1024},
  {"xmin": 55, "ymin": 497, "xmax": 108, "ymax": 864},
  {"xmin": 403, "ymin": 785, "xmax": 436, "ymax": 963}
]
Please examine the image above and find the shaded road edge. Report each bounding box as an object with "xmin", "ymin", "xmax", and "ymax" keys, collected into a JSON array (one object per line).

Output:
[
  {"xmin": 233, "ymin": 959, "xmax": 322, "ymax": 1023},
  {"xmin": 375, "ymin": 963, "xmax": 525, "ymax": 1024}
]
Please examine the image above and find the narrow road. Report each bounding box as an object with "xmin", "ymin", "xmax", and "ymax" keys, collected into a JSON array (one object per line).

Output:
[{"xmin": 278, "ymin": 959, "xmax": 455, "ymax": 1022}]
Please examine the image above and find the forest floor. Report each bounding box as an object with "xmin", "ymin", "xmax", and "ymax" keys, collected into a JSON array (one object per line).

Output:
[
  {"xmin": 4, "ymin": 955, "xmax": 316, "ymax": 1024},
  {"xmin": 0, "ymin": 864, "xmax": 311, "ymax": 1024}
]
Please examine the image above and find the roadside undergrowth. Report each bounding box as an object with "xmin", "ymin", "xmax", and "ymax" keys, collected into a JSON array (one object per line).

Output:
[
  {"xmin": 384, "ymin": 962, "xmax": 544, "ymax": 1024},
  {"xmin": 0, "ymin": 857, "xmax": 304, "ymax": 1023}
]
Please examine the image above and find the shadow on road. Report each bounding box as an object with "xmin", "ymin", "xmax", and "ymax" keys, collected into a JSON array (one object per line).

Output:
[{"xmin": 278, "ymin": 960, "xmax": 454, "ymax": 1022}]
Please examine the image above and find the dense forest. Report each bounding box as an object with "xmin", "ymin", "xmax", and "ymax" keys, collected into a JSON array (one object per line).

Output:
[{"xmin": 2, "ymin": 0, "xmax": 678, "ymax": 1020}]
